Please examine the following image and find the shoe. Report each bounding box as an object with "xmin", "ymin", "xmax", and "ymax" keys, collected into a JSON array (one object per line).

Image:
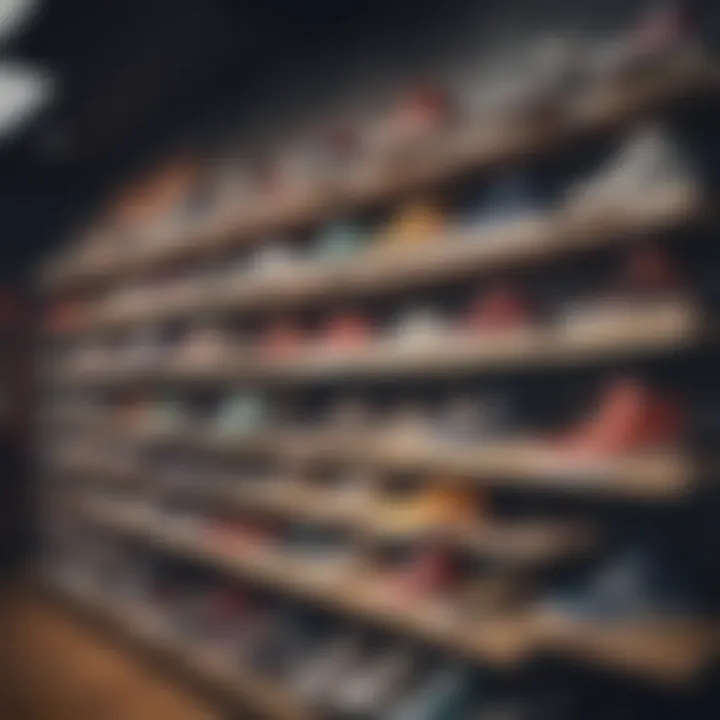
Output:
[
  {"xmin": 313, "ymin": 221, "xmax": 368, "ymax": 263},
  {"xmin": 316, "ymin": 311, "xmax": 374, "ymax": 352},
  {"xmin": 331, "ymin": 646, "xmax": 418, "ymax": 716},
  {"xmin": 389, "ymin": 306, "xmax": 448, "ymax": 348},
  {"xmin": 246, "ymin": 239, "xmax": 299, "ymax": 278},
  {"xmin": 290, "ymin": 634, "xmax": 365, "ymax": 704},
  {"xmin": 207, "ymin": 516, "xmax": 276, "ymax": 555},
  {"xmin": 375, "ymin": 198, "xmax": 446, "ymax": 252},
  {"xmin": 545, "ymin": 545, "xmax": 698, "ymax": 621},
  {"xmin": 282, "ymin": 527, "xmax": 357, "ymax": 580},
  {"xmin": 558, "ymin": 245, "xmax": 687, "ymax": 329},
  {"xmin": 214, "ymin": 394, "xmax": 269, "ymax": 437},
  {"xmin": 383, "ymin": 663, "xmax": 476, "ymax": 720},
  {"xmin": 550, "ymin": 376, "xmax": 682, "ymax": 457},
  {"xmin": 564, "ymin": 124, "xmax": 699, "ymax": 213},
  {"xmin": 464, "ymin": 283, "xmax": 532, "ymax": 334},
  {"xmin": 259, "ymin": 319, "xmax": 306, "ymax": 362},
  {"xmin": 461, "ymin": 169, "xmax": 549, "ymax": 233},
  {"xmin": 374, "ymin": 485, "xmax": 479, "ymax": 537},
  {"xmin": 434, "ymin": 393, "xmax": 516, "ymax": 444}
]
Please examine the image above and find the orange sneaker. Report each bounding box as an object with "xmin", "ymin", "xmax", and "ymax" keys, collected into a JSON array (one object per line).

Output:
[{"xmin": 375, "ymin": 198, "xmax": 446, "ymax": 252}]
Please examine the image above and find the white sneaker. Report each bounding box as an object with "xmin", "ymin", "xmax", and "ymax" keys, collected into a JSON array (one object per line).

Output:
[
  {"xmin": 566, "ymin": 123, "xmax": 699, "ymax": 210},
  {"xmin": 290, "ymin": 635, "xmax": 363, "ymax": 704},
  {"xmin": 331, "ymin": 648, "xmax": 416, "ymax": 716}
]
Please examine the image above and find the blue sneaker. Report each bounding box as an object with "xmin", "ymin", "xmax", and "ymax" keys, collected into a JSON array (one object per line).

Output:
[
  {"xmin": 314, "ymin": 221, "xmax": 368, "ymax": 263},
  {"xmin": 384, "ymin": 663, "xmax": 477, "ymax": 720},
  {"xmin": 461, "ymin": 170, "xmax": 547, "ymax": 232}
]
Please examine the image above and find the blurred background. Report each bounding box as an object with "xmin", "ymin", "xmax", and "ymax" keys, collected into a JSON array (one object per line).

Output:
[{"xmin": 1, "ymin": 0, "xmax": 720, "ymax": 718}]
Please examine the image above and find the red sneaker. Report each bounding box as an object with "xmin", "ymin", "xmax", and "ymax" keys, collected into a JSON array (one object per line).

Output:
[
  {"xmin": 465, "ymin": 284, "xmax": 531, "ymax": 333},
  {"xmin": 318, "ymin": 312, "xmax": 373, "ymax": 350},
  {"xmin": 555, "ymin": 376, "xmax": 682, "ymax": 456}
]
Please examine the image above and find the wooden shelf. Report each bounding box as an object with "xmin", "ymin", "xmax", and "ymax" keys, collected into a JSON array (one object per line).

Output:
[
  {"xmin": 53, "ymin": 299, "xmax": 705, "ymax": 387},
  {"xmin": 84, "ymin": 500, "xmax": 538, "ymax": 667},
  {"xmin": 534, "ymin": 610, "xmax": 720, "ymax": 685},
  {"xmin": 44, "ymin": 575, "xmax": 312, "ymax": 720},
  {"xmin": 82, "ymin": 500, "xmax": 717, "ymax": 683},
  {"xmin": 42, "ymin": 63, "xmax": 717, "ymax": 295},
  {"xmin": 82, "ymin": 473, "xmax": 595, "ymax": 566},
  {"xmin": 68, "ymin": 183, "xmax": 704, "ymax": 334}
]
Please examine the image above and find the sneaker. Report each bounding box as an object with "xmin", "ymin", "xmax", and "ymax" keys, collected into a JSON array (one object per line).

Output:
[
  {"xmin": 383, "ymin": 663, "xmax": 476, "ymax": 720},
  {"xmin": 313, "ymin": 221, "xmax": 369, "ymax": 263},
  {"xmin": 565, "ymin": 124, "xmax": 699, "ymax": 213},
  {"xmin": 546, "ymin": 545, "xmax": 698, "ymax": 621},
  {"xmin": 214, "ymin": 394, "xmax": 269, "ymax": 437},
  {"xmin": 434, "ymin": 393, "xmax": 516, "ymax": 444},
  {"xmin": 550, "ymin": 376, "xmax": 682, "ymax": 458},
  {"xmin": 246, "ymin": 239, "xmax": 300, "ymax": 278},
  {"xmin": 461, "ymin": 170, "xmax": 549, "ymax": 232},
  {"xmin": 389, "ymin": 306, "xmax": 448, "ymax": 349},
  {"xmin": 290, "ymin": 634, "xmax": 365, "ymax": 705},
  {"xmin": 374, "ymin": 485, "xmax": 479, "ymax": 538},
  {"xmin": 375, "ymin": 199, "xmax": 447, "ymax": 252},
  {"xmin": 331, "ymin": 646, "xmax": 418, "ymax": 716},
  {"xmin": 315, "ymin": 311, "xmax": 374, "ymax": 353},
  {"xmin": 464, "ymin": 283, "xmax": 532, "ymax": 334}
]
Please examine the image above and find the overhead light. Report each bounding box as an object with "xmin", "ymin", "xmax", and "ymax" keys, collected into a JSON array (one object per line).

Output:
[
  {"xmin": 0, "ymin": 62, "xmax": 53, "ymax": 138},
  {"xmin": 0, "ymin": 0, "xmax": 40, "ymax": 42}
]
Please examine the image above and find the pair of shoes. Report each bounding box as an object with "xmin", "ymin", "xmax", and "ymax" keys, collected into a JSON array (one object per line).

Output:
[{"xmin": 549, "ymin": 376, "xmax": 682, "ymax": 458}]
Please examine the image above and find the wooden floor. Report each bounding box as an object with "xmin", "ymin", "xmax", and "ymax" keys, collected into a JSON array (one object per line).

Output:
[{"xmin": 0, "ymin": 585, "xmax": 221, "ymax": 720}]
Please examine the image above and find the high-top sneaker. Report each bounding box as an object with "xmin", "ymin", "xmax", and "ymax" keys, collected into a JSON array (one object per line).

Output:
[{"xmin": 552, "ymin": 376, "xmax": 682, "ymax": 457}]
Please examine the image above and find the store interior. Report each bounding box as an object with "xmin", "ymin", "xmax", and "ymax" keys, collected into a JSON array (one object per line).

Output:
[{"xmin": 1, "ymin": 0, "xmax": 720, "ymax": 718}]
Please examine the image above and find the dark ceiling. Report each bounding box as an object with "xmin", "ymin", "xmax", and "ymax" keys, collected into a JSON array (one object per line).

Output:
[{"xmin": 0, "ymin": 0, "xmax": 437, "ymax": 284}]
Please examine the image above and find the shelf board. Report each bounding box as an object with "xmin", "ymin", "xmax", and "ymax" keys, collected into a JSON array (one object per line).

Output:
[
  {"xmin": 84, "ymin": 500, "xmax": 538, "ymax": 667},
  {"xmin": 68, "ymin": 183, "xmax": 704, "ymax": 335},
  {"xmin": 82, "ymin": 500, "xmax": 718, "ymax": 683},
  {"xmin": 42, "ymin": 63, "xmax": 717, "ymax": 295},
  {"xmin": 87, "ymin": 425, "xmax": 694, "ymax": 501},
  {"xmin": 534, "ymin": 610, "xmax": 720, "ymax": 685},
  {"xmin": 52, "ymin": 299, "xmax": 706, "ymax": 388},
  {"xmin": 43, "ymin": 576, "xmax": 312, "ymax": 720}
]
